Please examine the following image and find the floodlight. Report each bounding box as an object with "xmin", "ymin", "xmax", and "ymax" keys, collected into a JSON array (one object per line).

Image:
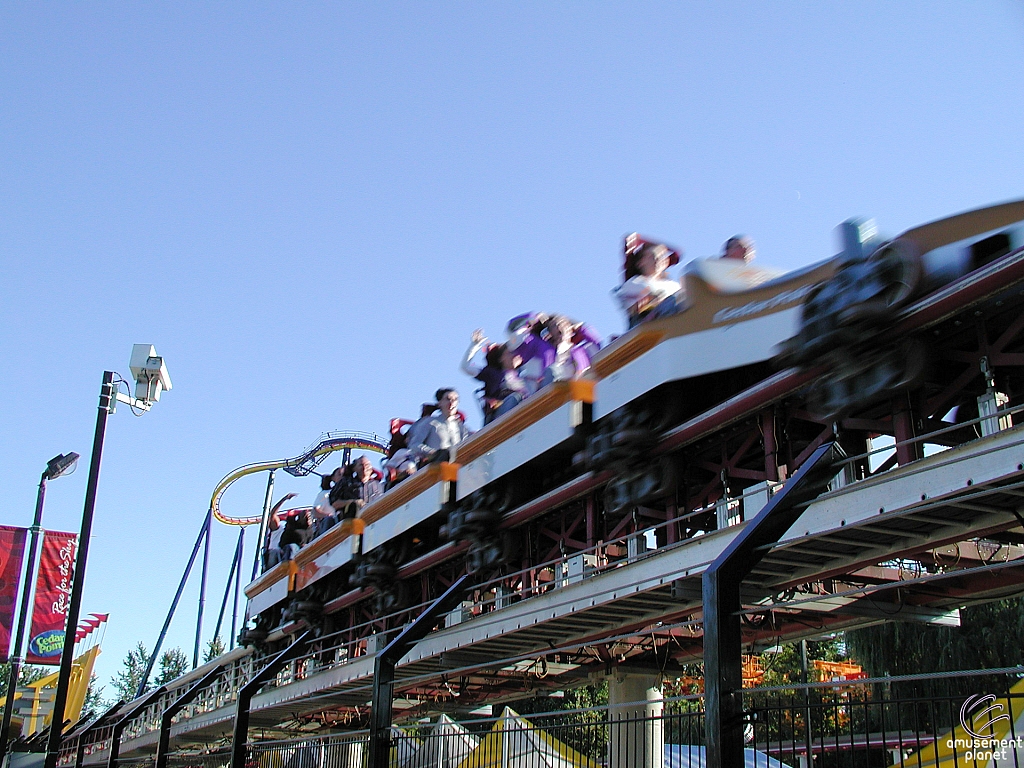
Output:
[
  {"xmin": 44, "ymin": 452, "xmax": 80, "ymax": 480},
  {"xmin": 129, "ymin": 344, "xmax": 172, "ymax": 403}
]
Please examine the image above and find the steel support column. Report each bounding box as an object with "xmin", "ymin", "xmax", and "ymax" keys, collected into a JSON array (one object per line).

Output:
[
  {"xmin": 214, "ymin": 528, "xmax": 245, "ymax": 643},
  {"xmin": 73, "ymin": 702, "xmax": 123, "ymax": 768},
  {"xmin": 251, "ymin": 470, "xmax": 277, "ymax": 582},
  {"xmin": 193, "ymin": 512, "xmax": 212, "ymax": 668},
  {"xmin": 154, "ymin": 666, "xmax": 223, "ymax": 768},
  {"xmin": 231, "ymin": 527, "xmax": 244, "ymax": 648},
  {"xmin": 703, "ymin": 442, "xmax": 840, "ymax": 768},
  {"xmin": 893, "ymin": 392, "xmax": 922, "ymax": 466},
  {"xmin": 1, "ymin": 472, "xmax": 49, "ymax": 761},
  {"xmin": 45, "ymin": 373, "xmax": 114, "ymax": 768},
  {"xmin": 585, "ymin": 494, "xmax": 597, "ymax": 548},
  {"xmin": 137, "ymin": 511, "xmax": 212, "ymax": 697},
  {"xmin": 368, "ymin": 572, "xmax": 475, "ymax": 768},
  {"xmin": 106, "ymin": 686, "xmax": 166, "ymax": 768},
  {"xmin": 230, "ymin": 630, "xmax": 312, "ymax": 768},
  {"xmin": 762, "ymin": 407, "xmax": 780, "ymax": 482}
]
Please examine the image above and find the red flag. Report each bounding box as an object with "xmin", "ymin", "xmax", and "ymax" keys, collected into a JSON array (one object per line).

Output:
[
  {"xmin": 0, "ymin": 526, "xmax": 28, "ymax": 661},
  {"xmin": 89, "ymin": 613, "xmax": 108, "ymax": 622},
  {"xmin": 26, "ymin": 531, "xmax": 77, "ymax": 665},
  {"xmin": 81, "ymin": 618, "xmax": 101, "ymax": 630}
]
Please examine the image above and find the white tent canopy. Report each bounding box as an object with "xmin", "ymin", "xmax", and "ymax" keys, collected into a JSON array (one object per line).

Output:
[
  {"xmin": 400, "ymin": 714, "xmax": 480, "ymax": 768},
  {"xmin": 391, "ymin": 726, "xmax": 422, "ymax": 768},
  {"xmin": 456, "ymin": 707, "xmax": 598, "ymax": 768},
  {"xmin": 665, "ymin": 744, "xmax": 792, "ymax": 768}
]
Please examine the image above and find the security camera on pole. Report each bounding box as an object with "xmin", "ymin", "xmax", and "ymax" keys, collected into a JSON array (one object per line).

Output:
[{"xmin": 43, "ymin": 346, "xmax": 171, "ymax": 768}]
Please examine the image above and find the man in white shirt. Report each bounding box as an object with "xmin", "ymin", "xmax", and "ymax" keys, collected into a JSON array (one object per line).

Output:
[
  {"xmin": 722, "ymin": 235, "xmax": 756, "ymax": 262},
  {"xmin": 407, "ymin": 388, "xmax": 471, "ymax": 465}
]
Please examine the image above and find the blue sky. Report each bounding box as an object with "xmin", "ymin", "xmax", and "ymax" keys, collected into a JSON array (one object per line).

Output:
[{"xmin": 2, "ymin": 2, "xmax": 1022, "ymax": 694}]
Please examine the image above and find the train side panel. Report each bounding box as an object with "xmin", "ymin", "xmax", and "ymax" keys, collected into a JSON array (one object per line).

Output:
[
  {"xmin": 456, "ymin": 399, "xmax": 581, "ymax": 501},
  {"xmin": 361, "ymin": 481, "xmax": 448, "ymax": 552}
]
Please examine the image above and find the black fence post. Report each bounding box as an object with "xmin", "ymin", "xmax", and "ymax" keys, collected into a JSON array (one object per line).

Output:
[
  {"xmin": 704, "ymin": 442, "xmax": 840, "ymax": 768},
  {"xmin": 155, "ymin": 665, "xmax": 224, "ymax": 768},
  {"xmin": 105, "ymin": 687, "xmax": 166, "ymax": 768},
  {"xmin": 71, "ymin": 702, "xmax": 124, "ymax": 768},
  {"xmin": 230, "ymin": 631, "xmax": 312, "ymax": 768},
  {"xmin": 368, "ymin": 572, "xmax": 475, "ymax": 768}
]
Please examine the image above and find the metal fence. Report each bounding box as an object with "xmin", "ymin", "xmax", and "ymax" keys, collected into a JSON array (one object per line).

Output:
[
  {"xmin": 248, "ymin": 734, "xmax": 367, "ymax": 768},
  {"xmin": 134, "ymin": 668, "xmax": 1024, "ymax": 768},
  {"xmin": 745, "ymin": 668, "xmax": 1024, "ymax": 768}
]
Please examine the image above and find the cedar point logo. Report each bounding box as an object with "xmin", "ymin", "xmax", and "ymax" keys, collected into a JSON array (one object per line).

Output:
[{"xmin": 949, "ymin": 694, "xmax": 1019, "ymax": 762}]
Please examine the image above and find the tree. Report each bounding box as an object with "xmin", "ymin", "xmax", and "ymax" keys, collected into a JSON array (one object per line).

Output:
[
  {"xmin": 110, "ymin": 642, "xmax": 150, "ymax": 701},
  {"xmin": 0, "ymin": 662, "xmax": 48, "ymax": 699},
  {"xmin": 0, "ymin": 663, "xmax": 48, "ymax": 721},
  {"xmin": 154, "ymin": 647, "xmax": 189, "ymax": 686},
  {"xmin": 846, "ymin": 596, "xmax": 1024, "ymax": 677},
  {"xmin": 82, "ymin": 675, "xmax": 107, "ymax": 718},
  {"xmin": 845, "ymin": 596, "xmax": 1024, "ymax": 730},
  {"xmin": 758, "ymin": 637, "xmax": 845, "ymax": 688},
  {"xmin": 203, "ymin": 636, "xmax": 225, "ymax": 663},
  {"xmin": 494, "ymin": 682, "xmax": 610, "ymax": 762}
]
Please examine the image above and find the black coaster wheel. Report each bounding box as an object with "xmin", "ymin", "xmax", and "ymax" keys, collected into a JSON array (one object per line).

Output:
[{"xmin": 374, "ymin": 580, "xmax": 409, "ymax": 617}]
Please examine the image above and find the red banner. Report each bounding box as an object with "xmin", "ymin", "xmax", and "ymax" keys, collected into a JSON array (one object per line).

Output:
[
  {"xmin": 0, "ymin": 526, "xmax": 28, "ymax": 662},
  {"xmin": 26, "ymin": 531, "xmax": 77, "ymax": 665}
]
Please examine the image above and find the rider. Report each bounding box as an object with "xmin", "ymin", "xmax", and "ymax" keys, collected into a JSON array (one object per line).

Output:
[
  {"xmin": 613, "ymin": 242, "xmax": 682, "ymax": 326},
  {"xmin": 722, "ymin": 235, "xmax": 756, "ymax": 262},
  {"xmin": 406, "ymin": 388, "xmax": 471, "ymax": 466}
]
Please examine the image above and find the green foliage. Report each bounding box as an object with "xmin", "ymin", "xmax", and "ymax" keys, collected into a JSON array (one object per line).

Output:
[
  {"xmin": 0, "ymin": 662, "xmax": 48, "ymax": 698},
  {"xmin": 844, "ymin": 596, "xmax": 1024, "ymax": 732},
  {"xmin": 0, "ymin": 663, "xmax": 49, "ymax": 721},
  {"xmin": 82, "ymin": 674, "xmax": 107, "ymax": 718},
  {"xmin": 760, "ymin": 637, "xmax": 844, "ymax": 688},
  {"xmin": 110, "ymin": 641, "xmax": 151, "ymax": 701},
  {"xmin": 744, "ymin": 638, "xmax": 860, "ymax": 746},
  {"xmin": 110, "ymin": 642, "xmax": 191, "ymax": 701},
  {"xmin": 846, "ymin": 596, "xmax": 1024, "ymax": 677},
  {"xmin": 203, "ymin": 636, "xmax": 225, "ymax": 663},
  {"xmin": 154, "ymin": 647, "xmax": 189, "ymax": 686},
  {"xmin": 525, "ymin": 683, "xmax": 609, "ymax": 762},
  {"xmin": 510, "ymin": 681, "xmax": 608, "ymax": 718},
  {"xmin": 563, "ymin": 682, "xmax": 609, "ymax": 711}
]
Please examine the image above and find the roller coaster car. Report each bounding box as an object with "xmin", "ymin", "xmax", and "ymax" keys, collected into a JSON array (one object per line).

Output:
[
  {"xmin": 243, "ymin": 199, "xmax": 1024, "ymax": 635},
  {"xmin": 780, "ymin": 200, "xmax": 1024, "ymax": 417}
]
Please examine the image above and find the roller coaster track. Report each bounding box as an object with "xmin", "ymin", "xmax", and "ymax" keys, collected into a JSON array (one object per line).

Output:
[
  {"xmin": 210, "ymin": 431, "xmax": 387, "ymax": 526},
  {"xmin": 66, "ymin": 421, "xmax": 1024, "ymax": 765},
  {"xmin": 60, "ymin": 204, "xmax": 1024, "ymax": 765}
]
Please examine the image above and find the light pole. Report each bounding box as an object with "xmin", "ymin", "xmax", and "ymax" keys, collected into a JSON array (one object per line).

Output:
[
  {"xmin": 44, "ymin": 347, "xmax": 171, "ymax": 768},
  {"xmin": 0, "ymin": 453, "xmax": 80, "ymax": 761}
]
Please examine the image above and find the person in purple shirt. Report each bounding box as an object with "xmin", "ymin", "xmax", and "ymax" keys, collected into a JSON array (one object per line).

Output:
[
  {"xmin": 505, "ymin": 313, "xmax": 602, "ymax": 395},
  {"xmin": 539, "ymin": 314, "xmax": 599, "ymax": 387},
  {"xmin": 506, "ymin": 314, "xmax": 552, "ymax": 395}
]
